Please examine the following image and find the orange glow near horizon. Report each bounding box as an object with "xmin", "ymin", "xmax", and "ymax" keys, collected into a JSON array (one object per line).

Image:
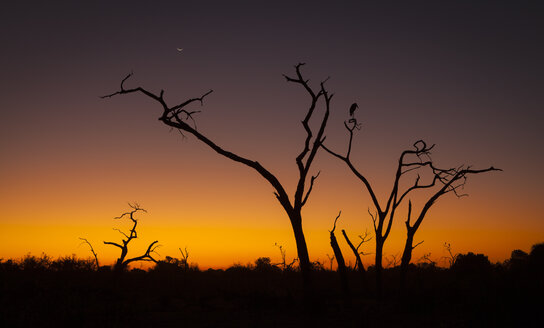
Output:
[
  {"xmin": 1, "ymin": 221, "xmax": 541, "ymax": 270},
  {"xmin": 1, "ymin": 171, "xmax": 542, "ymax": 269}
]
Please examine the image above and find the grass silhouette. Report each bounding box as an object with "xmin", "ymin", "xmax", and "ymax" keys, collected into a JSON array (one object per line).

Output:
[{"xmin": 1, "ymin": 244, "xmax": 542, "ymax": 327}]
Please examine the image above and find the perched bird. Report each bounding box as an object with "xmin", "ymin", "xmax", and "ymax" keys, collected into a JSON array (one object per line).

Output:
[{"xmin": 349, "ymin": 102, "xmax": 358, "ymax": 116}]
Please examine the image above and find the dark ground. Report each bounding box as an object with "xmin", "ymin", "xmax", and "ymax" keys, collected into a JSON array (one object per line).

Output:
[{"xmin": 1, "ymin": 252, "xmax": 542, "ymax": 327}]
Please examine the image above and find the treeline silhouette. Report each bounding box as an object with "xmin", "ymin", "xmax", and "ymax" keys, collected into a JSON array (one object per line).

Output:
[{"xmin": 1, "ymin": 243, "xmax": 542, "ymax": 327}]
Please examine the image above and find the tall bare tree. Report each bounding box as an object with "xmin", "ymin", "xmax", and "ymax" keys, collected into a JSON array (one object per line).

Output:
[
  {"xmin": 323, "ymin": 115, "xmax": 499, "ymax": 295},
  {"xmin": 323, "ymin": 130, "xmax": 438, "ymax": 294},
  {"xmin": 102, "ymin": 64, "xmax": 335, "ymax": 287},
  {"xmin": 103, "ymin": 204, "xmax": 160, "ymax": 272},
  {"xmin": 399, "ymin": 163, "xmax": 500, "ymax": 290}
]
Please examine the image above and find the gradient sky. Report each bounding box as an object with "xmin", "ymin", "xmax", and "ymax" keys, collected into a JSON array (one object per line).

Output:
[{"xmin": 1, "ymin": 1, "xmax": 542, "ymax": 268}]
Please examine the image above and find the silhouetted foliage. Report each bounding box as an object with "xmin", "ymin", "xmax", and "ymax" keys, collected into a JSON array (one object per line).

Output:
[
  {"xmin": 49, "ymin": 254, "xmax": 95, "ymax": 272},
  {"xmin": 1, "ymin": 243, "xmax": 543, "ymax": 327},
  {"xmin": 529, "ymin": 242, "xmax": 544, "ymax": 271},
  {"xmin": 0, "ymin": 254, "xmax": 97, "ymax": 272},
  {"xmin": 507, "ymin": 249, "xmax": 529, "ymax": 271},
  {"xmin": 451, "ymin": 252, "xmax": 493, "ymax": 276},
  {"xmin": 20, "ymin": 253, "xmax": 52, "ymax": 271},
  {"xmin": 153, "ymin": 255, "xmax": 199, "ymax": 273},
  {"xmin": 255, "ymin": 257, "xmax": 281, "ymax": 273}
]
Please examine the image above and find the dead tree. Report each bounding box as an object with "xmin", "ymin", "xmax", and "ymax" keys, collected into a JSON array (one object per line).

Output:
[
  {"xmin": 102, "ymin": 63, "xmax": 336, "ymax": 289},
  {"xmin": 329, "ymin": 211, "xmax": 350, "ymax": 303},
  {"xmin": 324, "ymin": 116, "xmax": 500, "ymax": 295},
  {"xmin": 79, "ymin": 237, "xmax": 99, "ymax": 270},
  {"xmin": 341, "ymin": 229, "xmax": 372, "ymax": 275},
  {"xmin": 323, "ymin": 136, "xmax": 440, "ymax": 295},
  {"xmin": 326, "ymin": 254, "xmax": 335, "ymax": 271},
  {"xmin": 179, "ymin": 247, "xmax": 189, "ymax": 270},
  {"xmin": 418, "ymin": 253, "xmax": 436, "ymax": 266},
  {"xmin": 103, "ymin": 204, "xmax": 160, "ymax": 272},
  {"xmin": 273, "ymin": 243, "xmax": 297, "ymax": 271},
  {"xmin": 442, "ymin": 242, "xmax": 458, "ymax": 268},
  {"xmin": 385, "ymin": 253, "xmax": 400, "ymax": 268},
  {"xmin": 399, "ymin": 163, "xmax": 500, "ymax": 291}
]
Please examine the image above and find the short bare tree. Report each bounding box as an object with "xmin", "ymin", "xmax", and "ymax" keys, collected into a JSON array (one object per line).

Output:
[
  {"xmin": 103, "ymin": 204, "xmax": 160, "ymax": 272},
  {"xmin": 341, "ymin": 229, "xmax": 372, "ymax": 275},
  {"xmin": 273, "ymin": 243, "xmax": 297, "ymax": 271},
  {"xmin": 442, "ymin": 242, "xmax": 459, "ymax": 268},
  {"xmin": 179, "ymin": 247, "xmax": 189, "ymax": 271},
  {"xmin": 329, "ymin": 211, "xmax": 349, "ymax": 303},
  {"xmin": 326, "ymin": 254, "xmax": 335, "ymax": 271},
  {"xmin": 417, "ymin": 252, "xmax": 436, "ymax": 266}
]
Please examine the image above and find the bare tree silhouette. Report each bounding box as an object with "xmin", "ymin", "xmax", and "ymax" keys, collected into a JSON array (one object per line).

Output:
[
  {"xmin": 179, "ymin": 247, "xmax": 189, "ymax": 271},
  {"xmin": 323, "ymin": 135, "xmax": 439, "ymax": 295},
  {"xmin": 323, "ymin": 115, "xmax": 501, "ymax": 295},
  {"xmin": 103, "ymin": 204, "xmax": 160, "ymax": 272},
  {"xmin": 329, "ymin": 211, "xmax": 350, "ymax": 303},
  {"xmin": 341, "ymin": 229, "xmax": 372, "ymax": 275},
  {"xmin": 399, "ymin": 163, "xmax": 499, "ymax": 291},
  {"xmin": 385, "ymin": 253, "xmax": 400, "ymax": 268},
  {"xmin": 418, "ymin": 252, "xmax": 436, "ymax": 266},
  {"xmin": 326, "ymin": 253, "xmax": 335, "ymax": 271},
  {"xmin": 102, "ymin": 63, "xmax": 336, "ymax": 289},
  {"xmin": 78, "ymin": 237, "xmax": 99, "ymax": 270},
  {"xmin": 273, "ymin": 243, "xmax": 297, "ymax": 271},
  {"xmin": 442, "ymin": 242, "xmax": 459, "ymax": 268}
]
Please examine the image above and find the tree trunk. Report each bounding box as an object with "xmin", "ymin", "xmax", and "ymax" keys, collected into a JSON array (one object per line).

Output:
[
  {"xmin": 341, "ymin": 230, "xmax": 366, "ymax": 274},
  {"xmin": 114, "ymin": 247, "xmax": 128, "ymax": 272},
  {"xmin": 330, "ymin": 230, "xmax": 350, "ymax": 305},
  {"xmin": 289, "ymin": 210, "xmax": 312, "ymax": 290},
  {"xmin": 375, "ymin": 238, "xmax": 384, "ymax": 298},
  {"xmin": 400, "ymin": 230, "xmax": 414, "ymax": 293},
  {"xmin": 342, "ymin": 229, "xmax": 367, "ymax": 289}
]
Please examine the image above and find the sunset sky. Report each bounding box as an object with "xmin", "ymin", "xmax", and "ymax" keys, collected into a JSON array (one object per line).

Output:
[{"xmin": 1, "ymin": 1, "xmax": 542, "ymax": 269}]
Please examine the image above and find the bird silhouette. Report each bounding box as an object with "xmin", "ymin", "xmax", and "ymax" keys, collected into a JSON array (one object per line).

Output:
[{"xmin": 349, "ymin": 103, "xmax": 358, "ymax": 116}]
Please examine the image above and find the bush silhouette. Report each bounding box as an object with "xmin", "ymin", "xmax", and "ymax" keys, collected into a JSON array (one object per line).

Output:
[
  {"xmin": 254, "ymin": 257, "xmax": 280, "ymax": 273},
  {"xmin": 451, "ymin": 252, "xmax": 492, "ymax": 276},
  {"xmin": 49, "ymin": 255, "xmax": 95, "ymax": 272}
]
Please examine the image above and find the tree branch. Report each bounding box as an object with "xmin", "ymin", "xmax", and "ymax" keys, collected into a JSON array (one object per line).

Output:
[
  {"xmin": 123, "ymin": 240, "xmax": 161, "ymax": 266},
  {"xmin": 301, "ymin": 171, "xmax": 320, "ymax": 206},
  {"xmin": 113, "ymin": 228, "xmax": 130, "ymax": 240},
  {"xmin": 287, "ymin": 64, "xmax": 332, "ymax": 210},
  {"xmin": 330, "ymin": 211, "xmax": 342, "ymax": 233},
  {"xmin": 412, "ymin": 240, "xmax": 424, "ymax": 250},
  {"xmin": 79, "ymin": 237, "xmax": 99, "ymax": 269},
  {"xmin": 102, "ymin": 73, "xmax": 293, "ymax": 212},
  {"xmin": 103, "ymin": 241, "xmax": 123, "ymax": 249}
]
